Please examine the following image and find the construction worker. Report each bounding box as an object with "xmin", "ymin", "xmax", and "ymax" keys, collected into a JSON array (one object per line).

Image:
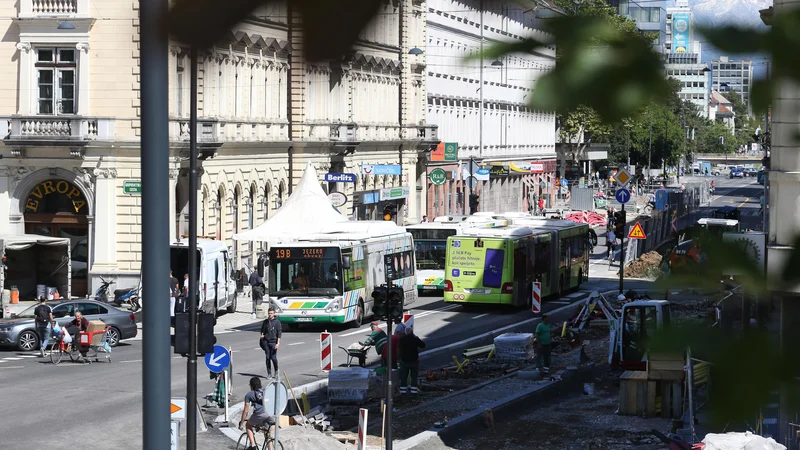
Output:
[
  {"xmin": 360, "ymin": 322, "xmax": 388, "ymax": 364},
  {"xmin": 535, "ymin": 315, "xmax": 552, "ymax": 374}
]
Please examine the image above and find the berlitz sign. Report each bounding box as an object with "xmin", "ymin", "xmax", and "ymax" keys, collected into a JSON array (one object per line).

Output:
[{"xmin": 324, "ymin": 173, "xmax": 357, "ymax": 183}]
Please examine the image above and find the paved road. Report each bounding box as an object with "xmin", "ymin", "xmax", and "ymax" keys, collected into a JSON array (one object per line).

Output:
[{"xmin": 0, "ymin": 268, "xmax": 650, "ymax": 449}]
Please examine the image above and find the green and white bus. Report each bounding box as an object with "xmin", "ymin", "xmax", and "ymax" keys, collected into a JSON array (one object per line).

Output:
[
  {"xmin": 443, "ymin": 220, "xmax": 590, "ymax": 306},
  {"xmin": 267, "ymin": 221, "xmax": 416, "ymax": 328},
  {"xmin": 407, "ymin": 216, "xmax": 508, "ymax": 293}
]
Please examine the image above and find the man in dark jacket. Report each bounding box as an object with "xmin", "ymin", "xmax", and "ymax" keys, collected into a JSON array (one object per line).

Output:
[
  {"xmin": 398, "ymin": 326, "xmax": 425, "ymax": 395},
  {"xmin": 34, "ymin": 297, "xmax": 53, "ymax": 357},
  {"xmin": 259, "ymin": 307, "xmax": 282, "ymax": 378},
  {"xmin": 249, "ymin": 269, "xmax": 265, "ymax": 319}
]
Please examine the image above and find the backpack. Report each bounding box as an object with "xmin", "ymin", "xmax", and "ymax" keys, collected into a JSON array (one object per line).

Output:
[{"xmin": 35, "ymin": 305, "xmax": 50, "ymax": 325}]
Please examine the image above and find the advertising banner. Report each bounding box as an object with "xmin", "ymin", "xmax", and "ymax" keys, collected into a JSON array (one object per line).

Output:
[{"xmin": 672, "ymin": 12, "xmax": 691, "ymax": 54}]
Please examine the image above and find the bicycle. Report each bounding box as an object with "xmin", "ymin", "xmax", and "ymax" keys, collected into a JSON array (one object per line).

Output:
[
  {"xmin": 49, "ymin": 327, "xmax": 113, "ymax": 365},
  {"xmin": 236, "ymin": 423, "xmax": 283, "ymax": 450}
]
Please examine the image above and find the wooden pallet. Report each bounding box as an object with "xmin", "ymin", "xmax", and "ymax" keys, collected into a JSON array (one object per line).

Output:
[{"xmin": 619, "ymin": 371, "xmax": 657, "ymax": 417}]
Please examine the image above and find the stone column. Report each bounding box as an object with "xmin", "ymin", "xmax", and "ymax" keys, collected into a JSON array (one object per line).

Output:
[
  {"xmin": 91, "ymin": 168, "xmax": 118, "ymax": 269},
  {"xmin": 169, "ymin": 169, "xmax": 179, "ymax": 242},
  {"xmin": 76, "ymin": 43, "xmax": 91, "ymax": 115},
  {"xmin": 0, "ymin": 169, "xmax": 11, "ymax": 234},
  {"xmin": 16, "ymin": 43, "xmax": 32, "ymax": 114}
]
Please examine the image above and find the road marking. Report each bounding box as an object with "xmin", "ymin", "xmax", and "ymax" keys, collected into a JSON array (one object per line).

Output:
[
  {"xmin": 340, "ymin": 304, "xmax": 459, "ymax": 337},
  {"xmin": 18, "ymin": 355, "xmax": 37, "ymax": 358},
  {"xmin": 549, "ymin": 301, "xmax": 571, "ymax": 305},
  {"xmin": 472, "ymin": 313, "xmax": 489, "ymax": 320},
  {"xmin": 119, "ymin": 359, "xmax": 143, "ymax": 364},
  {"xmin": 737, "ymin": 197, "xmax": 750, "ymax": 208},
  {"xmin": 3, "ymin": 357, "xmax": 23, "ymax": 361},
  {"xmin": 0, "ymin": 366, "xmax": 24, "ymax": 369},
  {"xmin": 288, "ymin": 342, "xmax": 304, "ymax": 346}
]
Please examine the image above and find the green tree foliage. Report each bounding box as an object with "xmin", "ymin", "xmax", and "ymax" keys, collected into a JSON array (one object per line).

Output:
[{"xmin": 725, "ymin": 90, "xmax": 763, "ymax": 150}]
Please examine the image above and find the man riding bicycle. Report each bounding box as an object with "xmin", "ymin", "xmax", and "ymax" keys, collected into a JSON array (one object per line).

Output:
[
  {"xmin": 64, "ymin": 311, "xmax": 90, "ymax": 359},
  {"xmin": 239, "ymin": 377, "xmax": 276, "ymax": 450}
]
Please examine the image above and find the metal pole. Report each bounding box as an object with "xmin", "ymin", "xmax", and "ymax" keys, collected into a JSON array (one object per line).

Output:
[
  {"xmin": 385, "ymin": 275, "xmax": 394, "ymax": 450},
  {"xmin": 619, "ymin": 203, "xmax": 625, "ymax": 296},
  {"xmin": 273, "ymin": 381, "xmax": 280, "ymax": 448},
  {"xmin": 687, "ymin": 348, "xmax": 696, "ymax": 443},
  {"xmin": 186, "ymin": 45, "xmax": 199, "ymax": 450},
  {"xmin": 479, "ymin": 0, "xmax": 484, "ymax": 162},
  {"xmin": 763, "ymin": 62, "xmax": 770, "ymax": 232},
  {"xmin": 648, "ymin": 110, "xmax": 653, "ymax": 185},
  {"xmin": 141, "ymin": 0, "xmax": 170, "ymax": 447},
  {"xmin": 224, "ymin": 370, "xmax": 229, "ymax": 423}
]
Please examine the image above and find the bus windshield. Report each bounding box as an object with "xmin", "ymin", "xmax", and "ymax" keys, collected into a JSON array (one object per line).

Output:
[
  {"xmin": 268, "ymin": 247, "xmax": 343, "ymax": 297},
  {"xmin": 414, "ymin": 240, "xmax": 447, "ymax": 270}
]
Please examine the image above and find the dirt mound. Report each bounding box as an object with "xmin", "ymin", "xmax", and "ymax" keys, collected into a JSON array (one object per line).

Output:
[{"xmin": 624, "ymin": 251, "xmax": 663, "ymax": 279}]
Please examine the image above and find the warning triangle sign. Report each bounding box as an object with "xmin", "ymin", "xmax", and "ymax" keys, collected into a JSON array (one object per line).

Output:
[{"xmin": 628, "ymin": 222, "xmax": 646, "ymax": 239}]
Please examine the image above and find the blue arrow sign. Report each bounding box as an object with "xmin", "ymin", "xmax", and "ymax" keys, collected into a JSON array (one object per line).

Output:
[
  {"xmin": 615, "ymin": 188, "xmax": 631, "ymax": 204},
  {"xmin": 204, "ymin": 345, "xmax": 230, "ymax": 373},
  {"xmin": 656, "ymin": 189, "xmax": 668, "ymax": 211}
]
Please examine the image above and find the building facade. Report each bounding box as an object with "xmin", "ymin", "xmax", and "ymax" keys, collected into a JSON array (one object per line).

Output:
[
  {"xmin": 711, "ymin": 56, "xmax": 753, "ymax": 114},
  {"xmin": 0, "ymin": 0, "xmax": 436, "ymax": 295},
  {"xmin": 619, "ymin": 0, "xmax": 667, "ymax": 53},
  {"xmin": 664, "ymin": 2, "xmax": 709, "ymax": 117},
  {"xmin": 424, "ymin": 0, "xmax": 557, "ymax": 216}
]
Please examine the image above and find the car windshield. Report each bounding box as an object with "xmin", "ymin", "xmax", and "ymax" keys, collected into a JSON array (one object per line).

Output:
[
  {"xmin": 13, "ymin": 304, "xmax": 38, "ymax": 319},
  {"xmin": 414, "ymin": 240, "xmax": 447, "ymax": 270},
  {"xmin": 269, "ymin": 247, "xmax": 343, "ymax": 297}
]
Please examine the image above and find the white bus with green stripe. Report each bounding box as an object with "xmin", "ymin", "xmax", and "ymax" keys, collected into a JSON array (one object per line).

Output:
[
  {"xmin": 267, "ymin": 221, "xmax": 416, "ymax": 329},
  {"xmin": 407, "ymin": 216, "xmax": 508, "ymax": 294}
]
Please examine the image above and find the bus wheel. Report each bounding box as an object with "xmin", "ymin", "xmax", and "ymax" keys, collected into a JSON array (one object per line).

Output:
[{"xmin": 352, "ymin": 301, "xmax": 365, "ymax": 329}]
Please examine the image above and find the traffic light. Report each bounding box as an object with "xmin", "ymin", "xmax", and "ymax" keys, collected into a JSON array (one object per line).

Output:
[
  {"xmin": 383, "ymin": 204, "xmax": 397, "ymax": 221},
  {"xmin": 614, "ymin": 210, "xmax": 626, "ymax": 237},
  {"xmin": 198, "ymin": 313, "xmax": 217, "ymax": 354},
  {"xmin": 388, "ymin": 287, "xmax": 404, "ymax": 322},
  {"xmin": 174, "ymin": 313, "xmax": 190, "ymax": 355},
  {"xmin": 372, "ymin": 288, "xmax": 387, "ymax": 319},
  {"xmin": 469, "ymin": 194, "xmax": 479, "ymax": 214}
]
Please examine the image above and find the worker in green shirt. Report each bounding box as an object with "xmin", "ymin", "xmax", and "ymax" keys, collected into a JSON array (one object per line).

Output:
[
  {"xmin": 360, "ymin": 321, "xmax": 388, "ymax": 365},
  {"xmin": 535, "ymin": 314, "xmax": 552, "ymax": 374}
]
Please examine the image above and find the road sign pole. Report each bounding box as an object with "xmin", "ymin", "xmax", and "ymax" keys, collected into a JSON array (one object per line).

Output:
[
  {"xmin": 187, "ymin": 44, "xmax": 199, "ymax": 450},
  {"xmin": 620, "ymin": 203, "xmax": 625, "ymax": 296}
]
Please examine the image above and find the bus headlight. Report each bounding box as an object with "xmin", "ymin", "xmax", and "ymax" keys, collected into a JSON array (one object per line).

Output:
[
  {"xmin": 325, "ymin": 299, "xmax": 342, "ymax": 313},
  {"xmin": 270, "ymin": 300, "xmax": 283, "ymax": 313}
]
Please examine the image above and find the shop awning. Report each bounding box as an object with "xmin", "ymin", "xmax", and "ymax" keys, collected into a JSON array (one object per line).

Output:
[{"xmin": 0, "ymin": 235, "xmax": 71, "ymax": 251}]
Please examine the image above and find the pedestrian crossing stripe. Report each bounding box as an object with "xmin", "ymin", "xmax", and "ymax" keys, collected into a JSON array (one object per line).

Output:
[{"xmin": 628, "ymin": 222, "xmax": 646, "ymax": 239}]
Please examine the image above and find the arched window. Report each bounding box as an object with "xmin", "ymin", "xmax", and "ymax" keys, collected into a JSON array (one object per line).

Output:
[
  {"xmin": 233, "ymin": 185, "xmax": 240, "ymax": 262},
  {"xmin": 201, "ymin": 188, "xmax": 207, "ymax": 235},
  {"xmin": 263, "ymin": 183, "xmax": 271, "ymax": 221},
  {"xmin": 216, "ymin": 186, "xmax": 225, "ymax": 240}
]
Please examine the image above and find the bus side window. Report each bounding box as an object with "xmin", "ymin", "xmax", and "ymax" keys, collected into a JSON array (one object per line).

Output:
[
  {"xmin": 560, "ymin": 238, "xmax": 568, "ymax": 267},
  {"xmin": 534, "ymin": 242, "xmax": 549, "ymax": 275}
]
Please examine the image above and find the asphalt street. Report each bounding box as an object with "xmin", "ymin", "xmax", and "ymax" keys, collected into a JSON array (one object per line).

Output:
[{"xmin": 0, "ymin": 176, "xmax": 760, "ymax": 449}]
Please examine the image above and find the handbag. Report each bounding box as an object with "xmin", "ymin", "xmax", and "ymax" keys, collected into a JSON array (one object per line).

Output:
[{"xmin": 259, "ymin": 337, "xmax": 267, "ymax": 351}]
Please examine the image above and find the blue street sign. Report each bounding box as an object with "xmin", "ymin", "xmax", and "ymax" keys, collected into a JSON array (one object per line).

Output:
[
  {"xmin": 204, "ymin": 345, "xmax": 230, "ymax": 373},
  {"xmin": 656, "ymin": 189, "xmax": 668, "ymax": 211},
  {"xmin": 615, "ymin": 188, "xmax": 631, "ymax": 204},
  {"xmin": 324, "ymin": 172, "xmax": 356, "ymax": 183}
]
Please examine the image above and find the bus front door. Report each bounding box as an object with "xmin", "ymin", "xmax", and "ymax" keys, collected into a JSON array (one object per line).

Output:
[{"xmin": 512, "ymin": 247, "xmax": 528, "ymax": 307}]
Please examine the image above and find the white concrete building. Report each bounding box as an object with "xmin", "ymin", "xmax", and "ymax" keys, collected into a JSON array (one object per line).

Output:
[
  {"xmin": 711, "ymin": 56, "xmax": 753, "ymax": 114},
  {"xmin": 0, "ymin": 0, "xmax": 436, "ymax": 298},
  {"xmin": 664, "ymin": 1, "xmax": 709, "ymax": 117},
  {"xmin": 424, "ymin": 0, "xmax": 557, "ymax": 215}
]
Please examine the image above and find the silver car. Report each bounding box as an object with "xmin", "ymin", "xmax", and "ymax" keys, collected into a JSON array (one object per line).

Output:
[{"xmin": 0, "ymin": 300, "xmax": 138, "ymax": 351}]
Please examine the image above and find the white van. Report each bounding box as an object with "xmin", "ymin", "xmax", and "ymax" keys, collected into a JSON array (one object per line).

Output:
[{"xmin": 170, "ymin": 239, "xmax": 237, "ymax": 315}]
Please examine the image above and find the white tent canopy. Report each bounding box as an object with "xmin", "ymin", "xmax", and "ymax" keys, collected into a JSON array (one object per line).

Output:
[{"xmin": 233, "ymin": 163, "xmax": 349, "ymax": 243}]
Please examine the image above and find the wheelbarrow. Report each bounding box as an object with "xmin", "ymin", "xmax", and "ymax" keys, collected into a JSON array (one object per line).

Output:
[{"xmin": 339, "ymin": 343, "xmax": 373, "ymax": 368}]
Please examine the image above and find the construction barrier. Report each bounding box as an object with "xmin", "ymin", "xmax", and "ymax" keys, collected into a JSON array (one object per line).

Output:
[
  {"xmin": 531, "ymin": 282, "xmax": 542, "ymax": 315},
  {"xmin": 320, "ymin": 331, "xmax": 332, "ymax": 372},
  {"xmin": 358, "ymin": 408, "xmax": 368, "ymax": 450}
]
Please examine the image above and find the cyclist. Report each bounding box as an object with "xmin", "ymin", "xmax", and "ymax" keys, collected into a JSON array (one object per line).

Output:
[
  {"xmin": 239, "ymin": 377, "xmax": 276, "ymax": 450},
  {"xmin": 65, "ymin": 311, "xmax": 90, "ymax": 360}
]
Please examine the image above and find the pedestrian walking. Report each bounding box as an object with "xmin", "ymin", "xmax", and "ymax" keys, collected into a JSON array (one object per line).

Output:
[
  {"xmin": 398, "ymin": 326, "xmax": 426, "ymax": 394},
  {"xmin": 360, "ymin": 321, "xmax": 388, "ymax": 365},
  {"xmin": 606, "ymin": 229, "xmax": 616, "ymax": 263},
  {"xmin": 183, "ymin": 273, "xmax": 189, "ymax": 297},
  {"xmin": 34, "ymin": 296, "xmax": 53, "ymax": 357},
  {"xmin": 259, "ymin": 307, "xmax": 281, "ymax": 378},
  {"xmin": 535, "ymin": 314, "xmax": 552, "ymax": 374},
  {"xmin": 249, "ymin": 269, "xmax": 265, "ymax": 319},
  {"xmin": 538, "ymin": 197, "xmax": 545, "ymax": 216}
]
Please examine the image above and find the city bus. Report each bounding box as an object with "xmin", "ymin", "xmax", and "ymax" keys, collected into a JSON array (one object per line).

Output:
[
  {"xmin": 407, "ymin": 216, "xmax": 507, "ymax": 293},
  {"xmin": 443, "ymin": 220, "xmax": 590, "ymax": 306},
  {"xmin": 267, "ymin": 221, "xmax": 416, "ymax": 329}
]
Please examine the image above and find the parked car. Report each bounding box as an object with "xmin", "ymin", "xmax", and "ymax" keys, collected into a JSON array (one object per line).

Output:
[
  {"xmin": 743, "ymin": 167, "xmax": 758, "ymax": 177},
  {"xmin": 730, "ymin": 168, "xmax": 744, "ymax": 179},
  {"xmin": 0, "ymin": 300, "xmax": 138, "ymax": 351}
]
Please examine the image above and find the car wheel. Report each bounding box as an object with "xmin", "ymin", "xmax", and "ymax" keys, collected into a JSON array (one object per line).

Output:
[
  {"xmin": 17, "ymin": 330, "xmax": 39, "ymax": 352},
  {"xmin": 105, "ymin": 326, "xmax": 121, "ymax": 347},
  {"xmin": 226, "ymin": 295, "xmax": 237, "ymax": 314}
]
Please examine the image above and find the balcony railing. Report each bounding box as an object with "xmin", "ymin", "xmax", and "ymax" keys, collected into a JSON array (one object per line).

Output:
[
  {"xmin": 169, "ymin": 118, "xmax": 290, "ymax": 143},
  {"xmin": 20, "ymin": 0, "xmax": 89, "ymax": 17},
  {"xmin": 4, "ymin": 115, "xmax": 114, "ymax": 142}
]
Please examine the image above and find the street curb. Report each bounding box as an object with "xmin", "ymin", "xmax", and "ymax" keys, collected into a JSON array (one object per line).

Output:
[{"xmin": 395, "ymin": 363, "xmax": 607, "ymax": 450}]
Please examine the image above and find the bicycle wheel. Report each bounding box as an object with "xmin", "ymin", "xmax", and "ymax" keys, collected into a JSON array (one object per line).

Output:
[
  {"xmin": 49, "ymin": 343, "xmax": 64, "ymax": 365},
  {"xmin": 67, "ymin": 344, "xmax": 79, "ymax": 362},
  {"xmin": 236, "ymin": 431, "xmax": 263, "ymax": 450}
]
